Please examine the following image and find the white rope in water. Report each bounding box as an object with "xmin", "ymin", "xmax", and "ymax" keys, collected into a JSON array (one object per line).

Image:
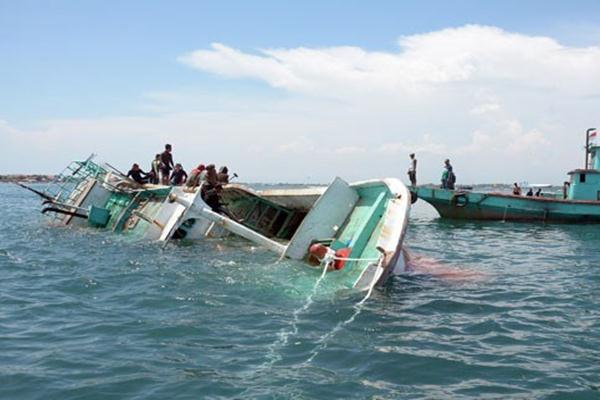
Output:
[
  {"xmin": 261, "ymin": 258, "xmax": 330, "ymax": 369},
  {"xmin": 316, "ymin": 251, "xmax": 380, "ymax": 265},
  {"xmin": 262, "ymin": 251, "xmax": 384, "ymax": 369},
  {"xmin": 333, "ymin": 256, "xmax": 380, "ymax": 262},
  {"xmin": 304, "ymin": 257, "xmax": 383, "ymax": 364}
]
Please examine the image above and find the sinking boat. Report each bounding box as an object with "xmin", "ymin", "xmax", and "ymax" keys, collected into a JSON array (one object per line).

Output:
[
  {"xmin": 172, "ymin": 177, "xmax": 412, "ymax": 292},
  {"xmin": 415, "ymin": 128, "xmax": 600, "ymax": 223},
  {"xmin": 19, "ymin": 156, "xmax": 225, "ymax": 241},
  {"xmin": 22, "ymin": 156, "xmax": 412, "ymax": 292}
]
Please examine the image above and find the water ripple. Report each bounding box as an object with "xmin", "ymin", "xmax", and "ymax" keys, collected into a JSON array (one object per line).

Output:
[{"xmin": 1, "ymin": 186, "xmax": 599, "ymax": 398}]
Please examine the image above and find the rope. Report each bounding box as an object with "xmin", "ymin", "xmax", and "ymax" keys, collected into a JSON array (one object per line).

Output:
[
  {"xmin": 260, "ymin": 252, "xmax": 330, "ymax": 369},
  {"xmin": 303, "ymin": 257, "xmax": 384, "ymax": 364},
  {"xmin": 315, "ymin": 251, "xmax": 380, "ymax": 264},
  {"xmin": 332, "ymin": 255, "xmax": 380, "ymax": 262}
]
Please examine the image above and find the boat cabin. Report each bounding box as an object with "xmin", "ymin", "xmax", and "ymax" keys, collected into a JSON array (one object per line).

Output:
[{"xmin": 567, "ymin": 144, "xmax": 600, "ymax": 201}]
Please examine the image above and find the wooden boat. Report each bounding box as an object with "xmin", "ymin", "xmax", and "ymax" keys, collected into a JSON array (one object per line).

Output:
[
  {"xmin": 415, "ymin": 128, "xmax": 600, "ymax": 223},
  {"xmin": 21, "ymin": 157, "xmax": 222, "ymax": 241},
  {"xmin": 23, "ymin": 157, "xmax": 412, "ymax": 291}
]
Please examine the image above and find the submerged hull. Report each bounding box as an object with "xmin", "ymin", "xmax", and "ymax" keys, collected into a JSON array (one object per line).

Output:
[
  {"xmin": 222, "ymin": 179, "xmax": 412, "ymax": 289},
  {"xmin": 416, "ymin": 186, "xmax": 600, "ymax": 223}
]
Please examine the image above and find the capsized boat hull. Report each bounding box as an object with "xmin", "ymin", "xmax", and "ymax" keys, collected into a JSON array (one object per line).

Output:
[
  {"xmin": 283, "ymin": 178, "xmax": 411, "ymax": 290},
  {"xmin": 416, "ymin": 186, "xmax": 600, "ymax": 223},
  {"xmin": 219, "ymin": 178, "xmax": 412, "ymax": 290}
]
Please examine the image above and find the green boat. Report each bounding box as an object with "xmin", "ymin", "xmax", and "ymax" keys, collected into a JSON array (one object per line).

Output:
[
  {"xmin": 21, "ymin": 157, "xmax": 221, "ymax": 241},
  {"xmin": 415, "ymin": 128, "xmax": 600, "ymax": 223},
  {"xmin": 22, "ymin": 157, "xmax": 412, "ymax": 292}
]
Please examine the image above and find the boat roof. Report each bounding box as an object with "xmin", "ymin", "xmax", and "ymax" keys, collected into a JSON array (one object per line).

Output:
[{"xmin": 567, "ymin": 169, "xmax": 600, "ymax": 175}]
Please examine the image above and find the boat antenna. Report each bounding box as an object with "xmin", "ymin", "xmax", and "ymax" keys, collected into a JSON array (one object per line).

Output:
[{"xmin": 585, "ymin": 128, "xmax": 596, "ymax": 170}]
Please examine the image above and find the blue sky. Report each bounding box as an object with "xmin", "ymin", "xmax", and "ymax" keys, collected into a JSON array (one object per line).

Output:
[{"xmin": 2, "ymin": 1, "xmax": 600, "ymax": 182}]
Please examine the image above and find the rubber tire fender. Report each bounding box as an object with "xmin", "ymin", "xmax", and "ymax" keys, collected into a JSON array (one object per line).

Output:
[{"xmin": 450, "ymin": 192, "xmax": 469, "ymax": 208}]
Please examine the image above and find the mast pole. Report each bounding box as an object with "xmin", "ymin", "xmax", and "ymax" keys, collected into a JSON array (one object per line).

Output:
[{"xmin": 586, "ymin": 128, "xmax": 597, "ymax": 170}]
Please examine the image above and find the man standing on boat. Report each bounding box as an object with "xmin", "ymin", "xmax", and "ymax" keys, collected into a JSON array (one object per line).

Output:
[
  {"xmin": 149, "ymin": 154, "xmax": 161, "ymax": 184},
  {"xmin": 408, "ymin": 153, "xmax": 417, "ymax": 187},
  {"xmin": 512, "ymin": 183, "xmax": 522, "ymax": 196},
  {"xmin": 160, "ymin": 144, "xmax": 174, "ymax": 185},
  {"xmin": 441, "ymin": 159, "xmax": 455, "ymax": 189}
]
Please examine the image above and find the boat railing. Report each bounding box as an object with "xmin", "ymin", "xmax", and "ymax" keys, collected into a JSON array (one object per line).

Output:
[{"xmin": 41, "ymin": 156, "xmax": 110, "ymax": 222}]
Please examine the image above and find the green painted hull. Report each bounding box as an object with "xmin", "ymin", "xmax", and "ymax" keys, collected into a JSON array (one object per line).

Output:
[{"xmin": 416, "ymin": 186, "xmax": 600, "ymax": 223}]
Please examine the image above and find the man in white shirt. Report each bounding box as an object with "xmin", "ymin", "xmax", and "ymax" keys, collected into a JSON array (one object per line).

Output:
[{"xmin": 408, "ymin": 153, "xmax": 417, "ymax": 186}]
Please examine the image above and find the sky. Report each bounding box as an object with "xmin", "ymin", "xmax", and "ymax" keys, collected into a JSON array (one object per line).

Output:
[{"xmin": 2, "ymin": 0, "xmax": 600, "ymax": 184}]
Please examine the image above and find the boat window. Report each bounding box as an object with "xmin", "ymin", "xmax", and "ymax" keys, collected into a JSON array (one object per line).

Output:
[
  {"xmin": 257, "ymin": 207, "xmax": 278, "ymax": 231},
  {"xmin": 580, "ymin": 173, "xmax": 586, "ymax": 183},
  {"xmin": 597, "ymin": 191, "xmax": 600, "ymax": 201}
]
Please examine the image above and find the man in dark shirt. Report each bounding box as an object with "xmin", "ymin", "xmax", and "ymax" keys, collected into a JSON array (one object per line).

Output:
[
  {"xmin": 127, "ymin": 163, "xmax": 148, "ymax": 184},
  {"xmin": 160, "ymin": 144, "xmax": 174, "ymax": 185},
  {"xmin": 170, "ymin": 163, "xmax": 188, "ymax": 186}
]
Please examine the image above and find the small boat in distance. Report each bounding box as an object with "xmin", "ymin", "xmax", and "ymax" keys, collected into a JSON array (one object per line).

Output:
[{"xmin": 415, "ymin": 128, "xmax": 600, "ymax": 223}]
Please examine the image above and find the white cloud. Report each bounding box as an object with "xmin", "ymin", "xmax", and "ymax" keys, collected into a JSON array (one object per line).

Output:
[
  {"xmin": 3, "ymin": 25, "xmax": 600, "ymax": 184},
  {"xmin": 180, "ymin": 25, "xmax": 600, "ymax": 99}
]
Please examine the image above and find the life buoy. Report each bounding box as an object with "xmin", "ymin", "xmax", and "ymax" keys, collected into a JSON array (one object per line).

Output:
[
  {"xmin": 333, "ymin": 248, "xmax": 351, "ymax": 270},
  {"xmin": 451, "ymin": 192, "xmax": 469, "ymax": 207}
]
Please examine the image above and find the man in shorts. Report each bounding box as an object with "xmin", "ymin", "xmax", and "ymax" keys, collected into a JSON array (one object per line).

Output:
[{"xmin": 160, "ymin": 144, "xmax": 174, "ymax": 185}]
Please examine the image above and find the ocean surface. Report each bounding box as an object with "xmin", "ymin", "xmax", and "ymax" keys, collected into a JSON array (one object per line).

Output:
[{"xmin": 1, "ymin": 183, "xmax": 599, "ymax": 399}]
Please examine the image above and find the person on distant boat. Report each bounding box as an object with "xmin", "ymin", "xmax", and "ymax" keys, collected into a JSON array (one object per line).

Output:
[
  {"xmin": 160, "ymin": 144, "xmax": 175, "ymax": 185},
  {"xmin": 535, "ymin": 188, "xmax": 542, "ymax": 197},
  {"xmin": 441, "ymin": 159, "xmax": 455, "ymax": 189},
  {"xmin": 408, "ymin": 153, "xmax": 417, "ymax": 186},
  {"xmin": 149, "ymin": 154, "xmax": 161, "ymax": 184},
  {"xmin": 512, "ymin": 182, "xmax": 522, "ymax": 196},
  {"xmin": 218, "ymin": 166, "xmax": 230, "ymax": 184},
  {"xmin": 526, "ymin": 188, "xmax": 534, "ymax": 196},
  {"xmin": 127, "ymin": 163, "xmax": 148, "ymax": 184},
  {"xmin": 170, "ymin": 163, "xmax": 188, "ymax": 186},
  {"xmin": 563, "ymin": 181, "xmax": 570, "ymax": 199},
  {"xmin": 186, "ymin": 164, "xmax": 206, "ymax": 188}
]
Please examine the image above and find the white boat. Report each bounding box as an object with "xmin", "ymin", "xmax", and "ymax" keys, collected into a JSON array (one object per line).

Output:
[{"xmin": 170, "ymin": 177, "xmax": 412, "ymax": 292}]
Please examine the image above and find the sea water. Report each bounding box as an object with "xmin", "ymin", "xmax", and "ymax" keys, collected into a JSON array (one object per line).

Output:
[{"xmin": 1, "ymin": 183, "xmax": 599, "ymax": 399}]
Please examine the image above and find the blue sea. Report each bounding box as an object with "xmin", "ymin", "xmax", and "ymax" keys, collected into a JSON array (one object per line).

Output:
[{"xmin": 1, "ymin": 183, "xmax": 599, "ymax": 399}]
